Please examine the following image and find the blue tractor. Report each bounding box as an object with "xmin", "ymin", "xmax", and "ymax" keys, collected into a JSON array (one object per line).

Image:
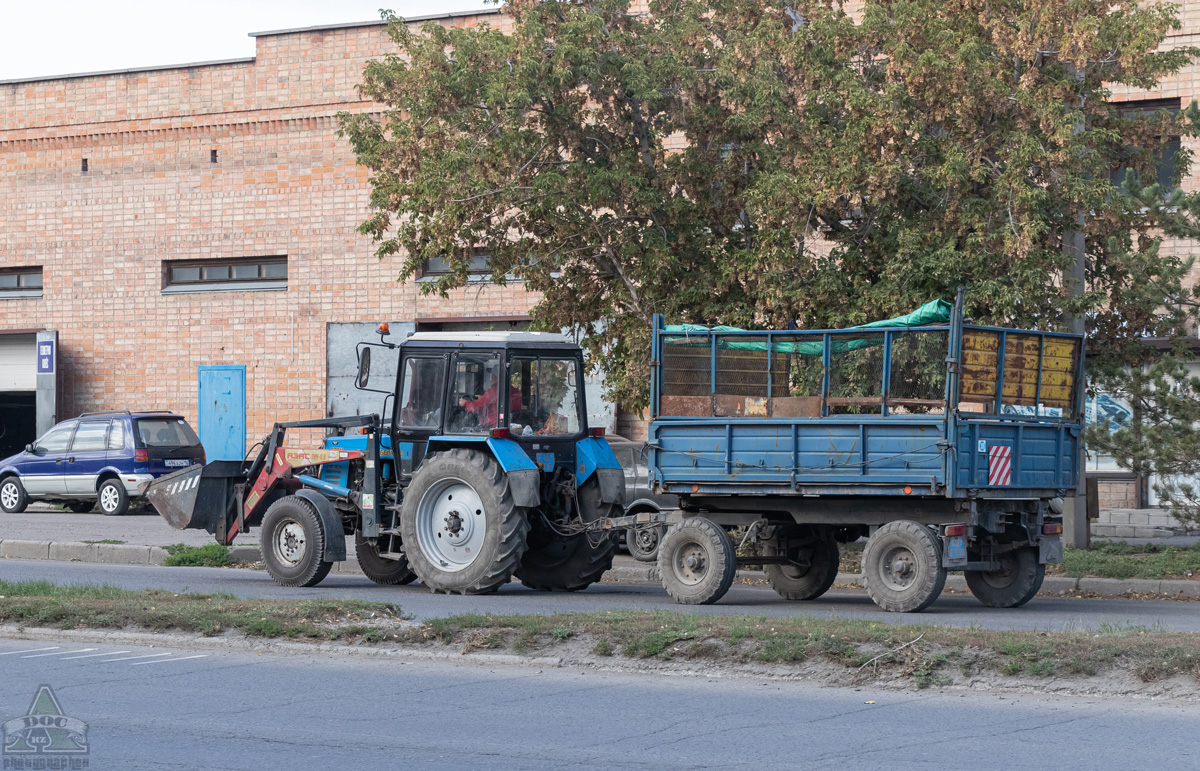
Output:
[{"xmin": 147, "ymin": 327, "xmax": 643, "ymax": 594}]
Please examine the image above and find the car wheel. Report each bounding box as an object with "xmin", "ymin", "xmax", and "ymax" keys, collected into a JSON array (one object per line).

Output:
[
  {"xmin": 97, "ymin": 479, "xmax": 130, "ymax": 516},
  {"xmin": 0, "ymin": 477, "xmax": 29, "ymax": 514}
]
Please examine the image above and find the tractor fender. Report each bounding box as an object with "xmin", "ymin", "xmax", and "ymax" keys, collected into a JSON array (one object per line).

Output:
[
  {"xmin": 426, "ymin": 436, "xmax": 541, "ymax": 509},
  {"xmin": 575, "ymin": 438, "xmax": 625, "ymax": 505},
  {"xmin": 293, "ymin": 489, "xmax": 347, "ymax": 562}
]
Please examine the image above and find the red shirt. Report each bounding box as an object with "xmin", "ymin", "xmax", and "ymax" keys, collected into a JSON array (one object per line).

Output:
[{"xmin": 463, "ymin": 385, "xmax": 522, "ymax": 429}]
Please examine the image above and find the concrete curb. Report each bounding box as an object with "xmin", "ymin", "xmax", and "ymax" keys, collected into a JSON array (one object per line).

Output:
[{"xmin": 2, "ymin": 539, "xmax": 1198, "ymax": 598}]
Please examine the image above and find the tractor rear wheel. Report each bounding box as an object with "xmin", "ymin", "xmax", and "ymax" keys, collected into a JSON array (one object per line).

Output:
[
  {"xmin": 516, "ymin": 477, "xmax": 619, "ymax": 591},
  {"xmin": 354, "ymin": 530, "xmax": 417, "ymax": 586},
  {"xmin": 400, "ymin": 449, "xmax": 529, "ymax": 595}
]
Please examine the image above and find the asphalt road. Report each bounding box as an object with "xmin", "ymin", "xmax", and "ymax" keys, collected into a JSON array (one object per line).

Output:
[
  {"xmin": 0, "ymin": 634, "xmax": 1194, "ymax": 770},
  {"xmin": 3, "ymin": 558, "xmax": 1199, "ymax": 632}
]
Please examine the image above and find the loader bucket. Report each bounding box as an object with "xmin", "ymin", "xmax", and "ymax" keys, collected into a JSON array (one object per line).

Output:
[{"xmin": 142, "ymin": 461, "xmax": 249, "ymax": 534}]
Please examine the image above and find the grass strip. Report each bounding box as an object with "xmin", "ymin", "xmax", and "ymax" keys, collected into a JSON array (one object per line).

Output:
[
  {"xmin": 1, "ymin": 581, "xmax": 1197, "ymax": 687},
  {"xmin": 162, "ymin": 543, "xmax": 234, "ymax": 568},
  {"xmin": 0, "ymin": 580, "xmax": 409, "ymax": 642}
]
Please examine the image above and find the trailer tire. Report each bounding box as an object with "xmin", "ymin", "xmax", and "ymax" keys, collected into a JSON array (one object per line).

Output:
[
  {"xmin": 260, "ymin": 496, "xmax": 333, "ymax": 588},
  {"xmin": 517, "ymin": 478, "xmax": 619, "ymax": 592},
  {"xmin": 764, "ymin": 536, "xmax": 840, "ymax": 601},
  {"xmin": 65, "ymin": 500, "xmax": 94, "ymax": 513},
  {"xmin": 862, "ymin": 521, "xmax": 946, "ymax": 613},
  {"xmin": 400, "ymin": 449, "xmax": 529, "ymax": 595},
  {"xmin": 658, "ymin": 518, "xmax": 737, "ymax": 605},
  {"xmin": 354, "ymin": 531, "xmax": 417, "ymax": 586},
  {"xmin": 965, "ymin": 546, "xmax": 1044, "ymax": 608}
]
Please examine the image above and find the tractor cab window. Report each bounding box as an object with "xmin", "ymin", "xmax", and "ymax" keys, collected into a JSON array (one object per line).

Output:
[
  {"xmin": 508, "ymin": 357, "xmax": 582, "ymax": 437},
  {"xmin": 397, "ymin": 357, "xmax": 445, "ymax": 429},
  {"xmin": 448, "ymin": 354, "xmax": 504, "ymax": 434}
]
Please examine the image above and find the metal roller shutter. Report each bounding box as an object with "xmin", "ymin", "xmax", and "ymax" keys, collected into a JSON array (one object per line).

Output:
[{"xmin": 0, "ymin": 334, "xmax": 37, "ymax": 391}]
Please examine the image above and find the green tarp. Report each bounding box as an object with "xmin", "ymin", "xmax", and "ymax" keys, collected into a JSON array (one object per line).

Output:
[{"xmin": 662, "ymin": 299, "xmax": 953, "ymax": 356}]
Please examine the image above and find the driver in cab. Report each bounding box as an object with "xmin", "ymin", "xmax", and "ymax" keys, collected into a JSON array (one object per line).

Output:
[{"xmin": 458, "ymin": 371, "xmax": 522, "ymax": 430}]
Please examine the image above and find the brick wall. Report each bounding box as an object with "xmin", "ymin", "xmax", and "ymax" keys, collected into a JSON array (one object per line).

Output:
[{"xmin": 0, "ymin": 13, "xmax": 543, "ymax": 448}]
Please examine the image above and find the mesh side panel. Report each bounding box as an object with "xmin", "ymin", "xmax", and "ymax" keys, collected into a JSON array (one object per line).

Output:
[
  {"xmin": 661, "ymin": 338, "xmax": 711, "ymax": 397},
  {"xmin": 715, "ymin": 336, "xmax": 770, "ymax": 396},
  {"xmin": 889, "ymin": 331, "xmax": 948, "ymax": 414},
  {"xmin": 826, "ymin": 333, "xmax": 885, "ymax": 414}
]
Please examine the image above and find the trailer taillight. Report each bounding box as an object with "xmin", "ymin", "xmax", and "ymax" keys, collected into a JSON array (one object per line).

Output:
[
  {"xmin": 491, "ymin": 428, "xmax": 510, "ymax": 439},
  {"xmin": 943, "ymin": 524, "xmax": 967, "ymax": 537},
  {"xmin": 590, "ymin": 427, "xmax": 605, "ymax": 438},
  {"xmin": 1042, "ymin": 523, "xmax": 1063, "ymax": 535},
  {"xmin": 135, "ymin": 449, "xmax": 149, "ymax": 462}
]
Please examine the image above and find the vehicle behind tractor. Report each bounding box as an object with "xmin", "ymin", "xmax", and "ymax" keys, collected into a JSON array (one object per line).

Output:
[{"xmin": 145, "ymin": 328, "xmax": 658, "ymax": 592}]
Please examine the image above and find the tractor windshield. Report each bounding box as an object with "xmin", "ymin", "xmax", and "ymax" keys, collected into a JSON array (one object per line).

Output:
[{"xmin": 508, "ymin": 357, "xmax": 583, "ymax": 437}]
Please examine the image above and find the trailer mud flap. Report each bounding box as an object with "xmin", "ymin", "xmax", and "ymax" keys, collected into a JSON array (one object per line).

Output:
[
  {"xmin": 293, "ymin": 489, "xmax": 347, "ymax": 562},
  {"xmin": 1039, "ymin": 537, "xmax": 1062, "ymax": 565}
]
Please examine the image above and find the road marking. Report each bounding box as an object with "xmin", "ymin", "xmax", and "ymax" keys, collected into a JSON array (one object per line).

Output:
[
  {"xmin": 22, "ymin": 648, "xmax": 96, "ymax": 658},
  {"xmin": 0, "ymin": 647, "xmax": 59, "ymax": 656},
  {"xmin": 131, "ymin": 655, "xmax": 208, "ymax": 666},
  {"xmin": 97, "ymin": 652, "xmax": 174, "ymax": 663},
  {"xmin": 62, "ymin": 650, "xmax": 131, "ymax": 660}
]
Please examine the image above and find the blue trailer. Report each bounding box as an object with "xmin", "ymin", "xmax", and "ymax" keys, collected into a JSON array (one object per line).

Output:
[{"xmin": 646, "ymin": 292, "xmax": 1084, "ymax": 611}]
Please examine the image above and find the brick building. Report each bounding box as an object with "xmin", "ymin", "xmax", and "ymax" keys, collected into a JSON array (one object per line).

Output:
[{"xmin": 0, "ymin": 10, "xmax": 599, "ymax": 460}]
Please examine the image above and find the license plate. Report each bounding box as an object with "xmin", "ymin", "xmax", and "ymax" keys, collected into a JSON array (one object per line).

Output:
[
  {"xmin": 165, "ymin": 459, "xmax": 191, "ymax": 468},
  {"xmin": 947, "ymin": 535, "xmax": 967, "ymax": 561}
]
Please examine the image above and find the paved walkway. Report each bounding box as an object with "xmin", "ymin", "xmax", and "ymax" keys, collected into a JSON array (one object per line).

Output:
[{"xmin": 4, "ymin": 504, "xmax": 257, "ymax": 547}]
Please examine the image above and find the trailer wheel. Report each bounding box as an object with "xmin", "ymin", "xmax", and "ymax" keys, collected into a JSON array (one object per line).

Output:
[
  {"xmin": 516, "ymin": 478, "xmax": 619, "ymax": 592},
  {"xmin": 354, "ymin": 531, "xmax": 417, "ymax": 586},
  {"xmin": 260, "ymin": 496, "xmax": 333, "ymax": 588},
  {"xmin": 861, "ymin": 521, "xmax": 946, "ymax": 613},
  {"xmin": 965, "ymin": 546, "xmax": 1044, "ymax": 608},
  {"xmin": 764, "ymin": 536, "xmax": 840, "ymax": 601},
  {"xmin": 658, "ymin": 518, "xmax": 737, "ymax": 605},
  {"xmin": 400, "ymin": 449, "xmax": 529, "ymax": 595}
]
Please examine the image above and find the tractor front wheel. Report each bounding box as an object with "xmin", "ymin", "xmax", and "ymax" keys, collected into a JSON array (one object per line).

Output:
[{"xmin": 354, "ymin": 530, "xmax": 417, "ymax": 586}]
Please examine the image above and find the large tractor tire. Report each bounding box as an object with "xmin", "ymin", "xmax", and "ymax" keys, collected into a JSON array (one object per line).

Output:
[
  {"xmin": 516, "ymin": 477, "xmax": 619, "ymax": 592},
  {"xmin": 399, "ymin": 449, "xmax": 529, "ymax": 595},
  {"xmin": 965, "ymin": 546, "xmax": 1045, "ymax": 608},
  {"xmin": 260, "ymin": 496, "xmax": 333, "ymax": 588},
  {"xmin": 763, "ymin": 534, "xmax": 840, "ymax": 601},
  {"xmin": 354, "ymin": 530, "xmax": 417, "ymax": 586},
  {"xmin": 861, "ymin": 520, "xmax": 946, "ymax": 613}
]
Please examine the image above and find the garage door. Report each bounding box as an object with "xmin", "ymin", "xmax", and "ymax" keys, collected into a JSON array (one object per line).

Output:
[{"xmin": 0, "ymin": 334, "xmax": 37, "ymax": 390}]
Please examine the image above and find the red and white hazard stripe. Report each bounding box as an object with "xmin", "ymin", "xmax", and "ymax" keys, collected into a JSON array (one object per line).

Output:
[{"xmin": 988, "ymin": 446, "xmax": 1012, "ymax": 486}]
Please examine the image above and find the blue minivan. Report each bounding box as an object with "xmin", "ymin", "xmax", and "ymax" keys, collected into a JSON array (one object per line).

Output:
[{"xmin": 0, "ymin": 411, "xmax": 206, "ymax": 516}]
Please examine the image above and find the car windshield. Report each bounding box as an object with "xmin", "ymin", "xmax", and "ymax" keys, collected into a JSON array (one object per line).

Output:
[
  {"xmin": 135, "ymin": 418, "xmax": 201, "ymax": 447},
  {"xmin": 508, "ymin": 357, "xmax": 583, "ymax": 437}
]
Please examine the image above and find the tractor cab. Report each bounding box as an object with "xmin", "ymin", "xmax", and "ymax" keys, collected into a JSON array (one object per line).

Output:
[{"xmin": 389, "ymin": 331, "xmax": 590, "ymax": 478}]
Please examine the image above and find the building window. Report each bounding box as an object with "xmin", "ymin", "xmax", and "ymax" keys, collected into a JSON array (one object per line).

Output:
[
  {"xmin": 0, "ymin": 267, "xmax": 43, "ymax": 299},
  {"xmin": 1112, "ymin": 98, "xmax": 1181, "ymax": 194},
  {"xmin": 419, "ymin": 253, "xmax": 492, "ymax": 277},
  {"xmin": 162, "ymin": 257, "xmax": 287, "ymax": 293}
]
